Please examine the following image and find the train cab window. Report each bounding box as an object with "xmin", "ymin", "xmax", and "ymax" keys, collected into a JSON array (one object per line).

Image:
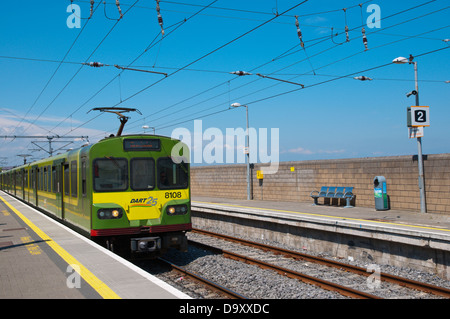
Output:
[
  {"xmin": 157, "ymin": 157, "xmax": 188, "ymax": 190},
  {"xmin": 131, "ymin": 158, "xmax": 155, "ymax": 191},
  {"xmin": 93, "ymin": 158, "xmax": 128, "ymax": 192}
]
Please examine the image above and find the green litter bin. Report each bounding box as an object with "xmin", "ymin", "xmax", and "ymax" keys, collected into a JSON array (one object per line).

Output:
[{"xmin": 373, "ymin": 176, "xmax": 389, "ymax": 211}]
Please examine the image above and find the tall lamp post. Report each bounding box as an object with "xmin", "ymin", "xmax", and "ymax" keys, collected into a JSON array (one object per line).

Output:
[
  {"xmin": 231, "ymin": 102, "xmax": 251, "ymax": 200},
  {"xmin": 393, "ymin": 55, "xmax": 426, "ymax": 213}
]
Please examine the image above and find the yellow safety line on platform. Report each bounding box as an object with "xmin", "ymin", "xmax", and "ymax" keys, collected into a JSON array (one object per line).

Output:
[
  {"xmin": 0, "ymin": 196, "xmax": 121, "ymax": 299},
  {"xmin": 193, "ymin": 201, "xmax": 450, "ymax": 233}
]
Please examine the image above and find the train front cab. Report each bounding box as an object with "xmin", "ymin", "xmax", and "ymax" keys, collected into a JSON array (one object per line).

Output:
[{"xmin": 89, "ymin": 136, "xmax": 191, "ymax": 257}]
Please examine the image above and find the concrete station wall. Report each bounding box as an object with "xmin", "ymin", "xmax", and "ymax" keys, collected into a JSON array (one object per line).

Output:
[{"xmin": 190, "ymin": 153, "xmax": 450, "ymax": 215}]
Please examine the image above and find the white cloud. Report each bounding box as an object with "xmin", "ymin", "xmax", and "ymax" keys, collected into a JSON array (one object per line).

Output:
[
  {"xmin": 283, "ymin": 146, "xmax": 345, "ymax": 155},
  {"xmin": 285, "ymin": 147, "xmax": 314, "ymax": 155}
]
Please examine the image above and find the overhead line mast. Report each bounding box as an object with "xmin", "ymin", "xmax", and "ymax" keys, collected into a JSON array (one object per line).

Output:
[{"xmin": 0, "ymin": 135, "xmax": 89, "ymax": 157}]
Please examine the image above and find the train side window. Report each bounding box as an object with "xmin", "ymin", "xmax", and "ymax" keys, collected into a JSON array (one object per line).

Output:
[
  {"xmin": 130, "ymin": 158, "xmax": 155, "ymax": 191},
  {"xmin": 64, "ymin": 164, "xmax": 70, "ymax": 196},
  {"xmin": 71, "ymin": 161, "xmax": 77, "ymax": 198},
  {"xmin": 81, "ymin": 160, "xmax": 86, "ymax": 196}
]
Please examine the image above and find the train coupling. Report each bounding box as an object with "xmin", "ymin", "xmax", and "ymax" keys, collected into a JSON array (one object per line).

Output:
[{"xmin": 130, "ymin": 237, "xmax": 161, "ymax": 253}]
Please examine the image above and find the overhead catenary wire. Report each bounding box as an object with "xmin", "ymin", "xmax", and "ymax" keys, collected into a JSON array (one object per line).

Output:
[
  {"xmin": 21, "ymin": 0, "xmax": 141, "ymax": 137},
  {"xmin": 47, "ymin": 16, "xmax": 191, "ymax": 134},
  {"xmin": 125, "ymin": 23, "xmax": 450, "ymax": 135},
  {"xmin": 58, "ymin": 0, "xmax": 221, "ymax": 137},
  {"xmin": 72, "ymin": 0, "xmax": 373, "ymax": 20},
  {"xmin": 36, "ymin": 0, "xmax": 446, "ymax": 140},
  {"xmin": 110, "ymin": 1, "xmax": 310, "ymax": 108},
  {"xmin": 294, "ymin": 15, "xmax": 316, "ymax": 74},
  {"xmin": 246, "ymin": 46, "xmax": 450, "ymax": 106},
  {"xmin": 4, "ymin": 1, "xmax": 447, "ymax": 166},
  {"xmin": 63, "ymin": 0, "xmax": 307, "ymax": 138},
  {"xmin": 360, "ymin": 4, "xmax": 369, "ymax": 51},
  {"xmin": 145, "ymin": 45, "xmax": 450, "ymax": 135},
  {"xmin": 155, "ymin": 0, "xmax": 165, "ymax": 35},
  {"xmin": 68, "ymin": 0, "xmax": 95, "ymax": 19},
  {"xmin": 101, "ymin": 18, "xmax": 447, "ymax": 139},
  {"xmin": 80, "ymin": 0, "xmax": 314, "ymax": 138},
  {"xmin": 121, "ymin": 3, "xmax": 449, "ymax": 133},
  {"xmin": 0, "ymin": 0, "xmax": 434, "ymax": 101},
  {"xmin": 9, "ymin": 0, "xmax": 102, "ymax": 137},
  {"xmin": 280, "ymin": 0, "xmax": 439, "ymax": 63}
]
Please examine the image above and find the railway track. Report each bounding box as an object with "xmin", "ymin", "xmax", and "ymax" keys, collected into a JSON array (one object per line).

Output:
[
  {"xmin": 190, "ymin": 228, "xmax": 450, "ymax": 299},
  {"xmin": 137, "ymin": 228, "xmax": 450, "ymax": 299},
  {"xmin": 188, "ymin": 238, "xmax": 379, "ymax": 299},
  {"xmin": 156, "ymin": 257, "xmax": 248, "ymax": 299}
]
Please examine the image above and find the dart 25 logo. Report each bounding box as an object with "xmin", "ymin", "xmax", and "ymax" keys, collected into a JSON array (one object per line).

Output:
[{"xmin": 130, "ymin": 197, "xmax": 158, "ymax": 207}]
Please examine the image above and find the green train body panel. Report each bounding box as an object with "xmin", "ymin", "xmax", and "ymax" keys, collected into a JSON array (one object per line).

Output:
[
  {"xmin": 0, "ymin": 135, "xmax": 191, "ymax": 244},
  {"xmin": 88, "ymin": 135, "xmax": 191, "ymax": 234}
]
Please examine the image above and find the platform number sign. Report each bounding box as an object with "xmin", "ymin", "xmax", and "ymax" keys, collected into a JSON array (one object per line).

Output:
[{"xmin": 408, "ymin": 106, "xmax": 430, "ymax": 127}]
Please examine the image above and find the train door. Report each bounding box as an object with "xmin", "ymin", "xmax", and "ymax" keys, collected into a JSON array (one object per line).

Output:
[
  {"xmin": 25, "ymin": 168, "xmax": 29, "ymax": 202},
  {"xmin": 51, "ymin": 164, "xmax": 60, "ymax": 218},
  {"xmin": 31, "ymin": 166, "xmax": 38, "ymax": 206},
  {"xmin": 51, "ymin": 159, "xmax": 65, "ymax": 219},
  {"xmin": 81, "ymin": 157, "xmax": 87, "ymax": 212},
  {"xmin": 11, "ymin": 171, "xmax": 15, "ymax": 196},
  {"xmin": 21, "ymin": 169, "xmax": 25, "ymax": 200}
]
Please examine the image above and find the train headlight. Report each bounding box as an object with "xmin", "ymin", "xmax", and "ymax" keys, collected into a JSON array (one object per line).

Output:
[
  {"xmin": 97, "ymin": 208, "xmax": 123, "ymax": 219},
  {"xmin": 112, "ymin": 209, "xmax": 120, "ymax": 218},
  {"xmin": 166, "ymin": 204, "xmax": 188, "ymax": 215}
]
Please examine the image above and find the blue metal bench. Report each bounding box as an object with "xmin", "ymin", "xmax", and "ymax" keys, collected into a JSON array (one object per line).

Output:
[{"xmin": 310, "ymin": 186, "xmax": 354, "ymax": 208}]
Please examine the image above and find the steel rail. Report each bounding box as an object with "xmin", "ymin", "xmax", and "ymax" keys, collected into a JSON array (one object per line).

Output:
[
  {"xmin": 157, "ymin": 257, "xmax": 248, "ymax": 299},
  {"xmin": 192, "ymin": 228, "xmax": 450, "ymax": 298},
  {"xmin": 188, "ymin": 240, "xmax": 381, "ymax": 299}
]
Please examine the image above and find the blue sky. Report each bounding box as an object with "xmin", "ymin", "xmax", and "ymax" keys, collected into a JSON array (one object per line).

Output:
[{"xmin": 0, "ymin": 0, "xmax": 449, "ymax": 167}]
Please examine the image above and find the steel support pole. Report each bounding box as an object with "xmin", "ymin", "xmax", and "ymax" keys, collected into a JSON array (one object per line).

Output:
[
  {"xmin": 245, "ymin": 105, "xmax": 251, "ymax": 200},
  {"xmin": 414, "ymin": 61, "xmax": 426, "ymax": 213}
]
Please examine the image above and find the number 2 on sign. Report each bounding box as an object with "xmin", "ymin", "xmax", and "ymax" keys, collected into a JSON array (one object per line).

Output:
[{"xmin": 415, "ymin": 110, "xmax": 426, "ymax": 122}]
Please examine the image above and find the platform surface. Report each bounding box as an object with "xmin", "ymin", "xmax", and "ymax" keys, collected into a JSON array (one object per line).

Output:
[
  {"xmin": 192, "ymin": 196, "xmax": 450, "ymax": 238},
  {"xmin": 0, "ymin": 191, "xmax": 190, "ymax": 299}
]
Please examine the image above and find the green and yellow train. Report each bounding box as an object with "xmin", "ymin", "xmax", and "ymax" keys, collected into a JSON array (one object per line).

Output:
[{"xmin": 0, "ymin": 134, "xmax": 191, "ymax": 256}]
